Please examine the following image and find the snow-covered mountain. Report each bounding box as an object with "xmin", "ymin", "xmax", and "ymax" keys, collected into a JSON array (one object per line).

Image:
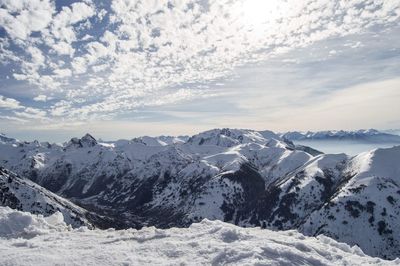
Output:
[
  {"xmin": 0, "ymin": 167, "xmax": 95, "ymax": 228},
  {"xmin": 301, "ymin": 147, "xmax": 400, "ymax": 259},
  {"xmin": 281, "ymin": 129, "xmax": 400, "ymax": 142},
  {"xmin": 0, "ymin": 207, "xmax": 396, "ymax": 265},
  {"xmin": 0, "ymin": 128, "xmax": 399, "ymax": 259}
]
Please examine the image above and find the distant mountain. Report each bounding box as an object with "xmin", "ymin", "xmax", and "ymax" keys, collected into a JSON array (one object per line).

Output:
[
  {"xmin": 0, "ymin": 128, "xmax": 399, "ymax": 259},
  {"xmin": 281, "ymin": 129, "xmax": 400, "ymax": 143},
  {"xmin": 132, "ymin": 135, "xmax": 190, "ymax": 146},
  {"xmin": 382, "ymin": 129, "xmax": 400, "ymax": 136}
]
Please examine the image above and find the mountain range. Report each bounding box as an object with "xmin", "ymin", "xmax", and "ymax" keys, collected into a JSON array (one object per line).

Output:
[
  {"xmin": 0, "ymin": 128, "xmax": 399, "ymax": 259},
  {"xmin": 281, "ymin": 129, "xmax": 400, "ymax": 142}
]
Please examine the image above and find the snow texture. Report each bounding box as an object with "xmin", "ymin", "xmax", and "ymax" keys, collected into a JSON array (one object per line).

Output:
[{"xmin": 0, "ymin": 207, "xmax": 398, "ymax": 266}]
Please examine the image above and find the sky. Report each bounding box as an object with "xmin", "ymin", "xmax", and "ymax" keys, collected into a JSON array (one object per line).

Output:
[{"xmin": 0, "ymin": 0, "xmax": 400, "ymax": 142}]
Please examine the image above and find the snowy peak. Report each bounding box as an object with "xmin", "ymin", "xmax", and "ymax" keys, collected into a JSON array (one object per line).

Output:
[
  {"xmin": 66, "ymin": 133, "xmax": 98, "ymax": 149},
  {"xmin": 258, "ymin": 129, "xmax": 281, "ymax": 140},
  {"xmin": 348, "ymin": 145, "xmax": 400, "ymax": 182},
  {"xmin": 81, "ymin": 133, "xmax": 97, "ymax": 147},
  {"xmin": 131, "ymin": 135, "xmax": 189, "ymax": 147},
  {"xmin": 158, "ymin": 135, "xmax": 190, "ymax": 145},
  {"xmin": 187, "ymin": 128, "xmax": 277, "ymax": 147},
  {"xmin": 0, "ymin": 133, "xmax": 18, "ymax": 144}
]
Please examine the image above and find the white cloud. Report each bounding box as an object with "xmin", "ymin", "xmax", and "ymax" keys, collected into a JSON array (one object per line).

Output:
[
  {"xmin": 273, "ymin": 78, "xmax": 400, "ymax": 130},
  {"xmin": 33, "ymin": 95, "xmax": 48, "ymax": 102},
  {"xmin": 85, "ymin": 41, "xmax": 109, "ymax": 65},
  {"xmin": 71, "ymin": 57, "xmax": 88, "ymax": 74},
  {"xmin": 49, "ymin": 2, "xmax": 95, "ymax": 42},
  {"xmin": 14, "ymin": 107, "xmax": 48, "ymax": 120},
  {"xmin": 0, "ymin": 0, "xmax": 55, "ymax": 40},
  {"xmin": 69, "ymin": 2, "xmax": 95, "ymax": 24},
  {"xmin": 0, "ymin": 115, "xmax": 28, "ymax": 123},
  {"xmin": 97, "ymin": 9, "xmax": 107, "ymax": 21},
  {"xmin": 27, "ymin": 46, "xmax": 45, "ymax": 68},
  {"xmin": 0, "ymin": 95, "xmax": 23, "ymax": 109},
  {"xmin": 53, "ymin": 68, "xmax": 72, "ymax": 78},
  {"xmin": 51, "ymin": 41, "xmax": 75, "ymax": 56},
  {"xmin": 92, "ymin": 64, "xmax": 108, "ymax": 72},
  {"xmin": 0, "ymin": 0, "xmax": 399, "ymax": 127}
]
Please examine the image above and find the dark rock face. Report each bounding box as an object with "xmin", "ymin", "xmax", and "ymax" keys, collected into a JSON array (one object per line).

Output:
[
  {"xmin": 300, "ymin": 176, "xmax": 400, "ymax": 260},
  {"xmin": 0, "ymin": 174, "xmax": 21, "ymax": 210},
  {"xmin": 295, "ymin": 145, "xmax": 324, "ymax": 156},
  {"xmin": 65, "ymin": 134, "xmax": 98, "ymax": 149},
  {"xmin": 80, "ymin": 134, "xmax": 98, "ymax": 147}
]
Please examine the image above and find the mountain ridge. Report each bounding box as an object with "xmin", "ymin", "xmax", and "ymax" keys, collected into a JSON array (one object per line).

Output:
[
  {"xmin": 0, "ymin": 167, "xmax": 94, "ymax": 228},
  {"xmin": 281, "ymin": 129, "xmax": 400, "ymax": 143},
  {"xmin": 0, "ymin": 128, "xmax": 399, "ymax": 259}
]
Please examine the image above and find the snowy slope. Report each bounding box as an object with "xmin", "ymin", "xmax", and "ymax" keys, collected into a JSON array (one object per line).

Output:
[
  {"xmin": 0, "ymin": 167, "xmax": 101, "ymax": 228},
  {"xmin": 1, "ymin": 129, "xmax": 400, "ymax": 259},
  {"xmin": 0, "ymin": 207, "xmax": 397, "ymax": 266},
  {"xmin": 301, "ymin": 146, "xmax": 400, "ymax": 259},
  {"xmin": 132, "ymin": 135, "xmax": 190, "ymax": 146}
]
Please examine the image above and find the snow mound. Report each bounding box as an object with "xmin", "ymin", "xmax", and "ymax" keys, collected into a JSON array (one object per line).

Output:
[
  {"xmin": 0, "ymin": 207, "xmax": 398, "ymax": 265},
  {"xmin": 0, "ymin": 207, "xmax": 69, "ymax": 239}
]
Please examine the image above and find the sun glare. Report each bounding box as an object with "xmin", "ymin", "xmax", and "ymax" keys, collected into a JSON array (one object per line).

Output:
[{"xmin": 240, "ymin": 0, "xmax": 286, "ymax": 32}]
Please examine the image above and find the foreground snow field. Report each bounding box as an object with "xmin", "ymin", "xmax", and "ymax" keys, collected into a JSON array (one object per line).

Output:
[{"xmin": 0, "ymin": 207, "xmax": 398, "ymax": 266}]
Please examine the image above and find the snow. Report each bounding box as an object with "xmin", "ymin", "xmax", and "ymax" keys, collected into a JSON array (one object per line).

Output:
[
  {"xmin": 0, "ymin": 207, "xmax": 69, "ymax": 239},
  {"xmin": 0, "ymin": 167, "xmax": 95, "ymax": 228},
  {"xmin": 303, "ymin": 153, "xmax": 348, "ymax": 178},
  {"xmin": 132, "ymin": 135, "xmax": 190, "ymax": 146},
  {"xmin": 300, "ymin": 146, "xmax": 400, "ymax": 259},
  {"xmin": 1, "ymin": 129, "xmax": 400, "ymax": 260},
  {"xmin": 203, "ymin": 148, "xmax": 247, "ymax": 172},
  {"xmin": 0, "ymin": 207, "xmax": 397, "ymax": 266},
  {"xmin": 350, "ymin": 146, "xmax": 400, "ymax": 182}
]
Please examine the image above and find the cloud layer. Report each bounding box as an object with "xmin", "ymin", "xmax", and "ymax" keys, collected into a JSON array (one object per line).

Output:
[{"xmin": 0, "ymin": 0, "xmax": 400, "ymax": 136}]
